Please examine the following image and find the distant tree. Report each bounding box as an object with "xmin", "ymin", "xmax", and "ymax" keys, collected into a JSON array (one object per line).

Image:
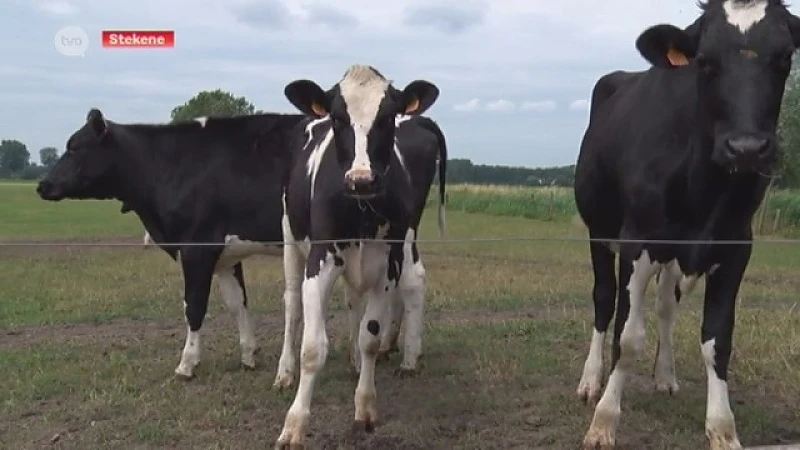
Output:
[
  {"xmin": 777, "ymin": 53, "xmax": 800, "ymax": 188},
  {"xmin": 170, "ymin": 89, "xmax": 258, "ymax": 123},
  {"xmin": 0, "ymin": 139, "xmax": 30, "ymax": 175},
  {"xmin": 39, "ymin": 147, "xmax": 59, "ymax": 169},
  {"xmin": 19, "ymin": 163, "xmax": 47, "ymax": 180}
]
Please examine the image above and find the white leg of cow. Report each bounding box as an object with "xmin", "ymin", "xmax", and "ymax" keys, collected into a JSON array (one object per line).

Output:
[
  {"xmin": 377, "ymin": 288, "xmax": 402, "ymax": 359},
  {"xmin": 175, "ymin": 325, "xmax": 202, "ymax": 378},
  {"xmin": 397, "ymin": 242, "xmax": 426, "ymax": 374},
  {"xmin": 584, "ymin": 250, "xmax": 658, "ymax": 449},
  {"xmin": 216, "ymin": 266, "xmax": 257, "ymax": 370},
  {"xmin": 345, "ymin": 282, "xmax": 365, "ymax": 375},
  {"xmin": 354, "ymin": 275, "xmax": 392, "ymax": 431},
  {"xmin": 577, "ymin": 329, "xmax": 606, "ymax": 403},
  {"xmin": 276, "ymin": 250, "xmax": 342, "ymax": 448},
  {"xmin": 703, "ymin": 339, "xmax": 742, "ymax": 450},
  {"xmin": 653, "ymin": 263, "xmax": 680, "ymax": 394},
  {"xmin": 274, "ymin": 238, "xmax": 304, "ymax": 390}
]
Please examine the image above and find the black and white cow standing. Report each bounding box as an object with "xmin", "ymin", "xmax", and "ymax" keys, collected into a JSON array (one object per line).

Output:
[
  {"xmin": 573, "ymin": 1, "xmax": 800, "ymax": 449},
  {"xmin": 37, "ymin": 109, "xmax": 306, "ymax": 380},
  {"xmin": 273, "ymin": 65, "xmax": 441, "ymax": 448},
  {"xmin": 271, "ymin": 111, "xmax": 448, "ymax": 391}
]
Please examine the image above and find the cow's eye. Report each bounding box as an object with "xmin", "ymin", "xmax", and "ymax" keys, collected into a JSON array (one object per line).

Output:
[{"xmin": 695, "ymin": 54, "xmax": 719, "ymax": 77}]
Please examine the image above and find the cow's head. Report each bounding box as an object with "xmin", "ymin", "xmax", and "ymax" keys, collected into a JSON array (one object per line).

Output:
[
  {"xmin": 37, "ymin": 108, "xmax": 117, "ymax": 201},
  {"xmin": 284, "ymin": 65, "xmax": 439, "ymax": 199},
  {"xmin": 635, "ymin": 0, "xmax": 800, "ymax": 174}
]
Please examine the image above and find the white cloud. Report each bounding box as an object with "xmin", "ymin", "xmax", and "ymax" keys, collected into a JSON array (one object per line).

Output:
[
  {"xmin": 569, "ymin": 99, "xmax": 590, "ymax": 111},
  {"xmin": 520, "ymin": 100, "xmax": 557, "ymax": 112},
  {"xmin": 34, "ymin": 1, "xmax": 78, "ymax": 15},
  {"xmin": 485, "ymin": 99, "xmax": 515, "ymax": 112},
  {"xmin": 453, "ymin": 98, "xmax": 480, "ymax": 112}
]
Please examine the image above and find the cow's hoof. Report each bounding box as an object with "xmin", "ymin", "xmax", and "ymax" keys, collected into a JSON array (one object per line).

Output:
[
  {"xmin": 582, "ymin": 428, "xmax": 615, "ymax": 450},
  {"xmin": 351, "ymin": 419, "xmax": 377, "ymax": 434},
  {"xmin": 654, "ymin": 377, "xmax": 679, "ymax": 395},
  {"xmin": 576, "ymin": 382, "xmax": 602, "ymax": 406},
  {"xmin": 174, "ymin": 366, "xmax": 196, "ymax": 381},
  {"xmin": 394, "ymin": 366, "xmax": 419, "ymax": 378},
  {"xmin": 272, "ymin": 372, "xmax": 295, "ymax": 390},
  {"xmin": 241, "ymin": 357, "xmax": 257, "ymax": 371}
]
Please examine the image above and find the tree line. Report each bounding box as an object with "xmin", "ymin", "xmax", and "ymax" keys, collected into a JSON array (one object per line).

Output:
[{"xmin": 6, "ymin": 69, "xmax": 800, "ymax": 187}]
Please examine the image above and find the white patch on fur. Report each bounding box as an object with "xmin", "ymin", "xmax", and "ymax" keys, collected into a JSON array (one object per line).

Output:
[
  {"xmin": 701, "ymin": 339, "xmax": 742, "ymax": 448},
  {"xmin": 577, "ymin": 329, "xmax": 605, "ymax": 402},
  {"xmin": 306, "ymin": 128, "xmax": 334, "ymax": 199},
  {"xmin": 217, "ymin": 267, "xmax": 257, "ymax": 368},
  {"xmin": 395, "ymin": 114, "xmax": 412, "ymax": 126},
  {"xmin": 723, "ymin": 0, "xmax": 767, "ymax": 33},
  {"xmin": 339, "ymin": 65, "xmax": 390, "ymax": 175},
  {"xmin": 194, "ymin": 116, "xmax": 208, "ymax": 127}
]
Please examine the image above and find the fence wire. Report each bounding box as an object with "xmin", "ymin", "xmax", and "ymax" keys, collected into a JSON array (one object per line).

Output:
[{"xmin": 3, "ymin": 236, "xmax": 800, "ymax": 247}]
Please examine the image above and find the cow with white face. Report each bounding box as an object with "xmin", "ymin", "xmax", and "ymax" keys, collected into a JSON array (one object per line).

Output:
[{"xmin": 274, "ymin": 65, "xmax": 440, "ymax": 448}]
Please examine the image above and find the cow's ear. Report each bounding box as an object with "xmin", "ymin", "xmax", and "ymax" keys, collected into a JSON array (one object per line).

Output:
[
  {"xmin": 400, "ymin": 80, "xmax": 439, "ymax": 115},
  {"xmin": 284, "ymin": 80, "xmax": 329, "ymax": 118},
  {"xmin": 636, "ymin": 23, "xmax": 699, "ymax": 68},
  {"xmin": 787, "ymin": 13, "xmax": 800, "ymax": 48},
  {"xmin": 86, "ymin": 108, "xmax": 108, "ymax": 137}
]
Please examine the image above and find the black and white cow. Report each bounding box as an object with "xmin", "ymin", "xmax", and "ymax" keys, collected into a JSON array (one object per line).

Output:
[
  {"xmin": 272, "ymin": 111, "xmax": 448, "ymax": 391},
  {"xmin": 273, "ymin": 65, "xmax": 441, "ymax": 448},
  {"xmin": 36, "ymin": 109, "xmax": 306, "ymax": 379},
  {"xmin": 573, "ymin": 1, "xmax": 800, "ymax": 449}
]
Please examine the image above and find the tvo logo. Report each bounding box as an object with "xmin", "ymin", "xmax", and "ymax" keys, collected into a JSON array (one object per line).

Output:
[{"xmin": 54, "ymin": 26, "xmax": 89, "ymax": 57}]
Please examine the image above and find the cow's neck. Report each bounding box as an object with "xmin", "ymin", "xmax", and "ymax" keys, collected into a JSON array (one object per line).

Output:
[
  {"xmin": 110, "ymin": 127, "xmax": 177, "ymax": 257},
  {"xmin": 686, "ymin": 136, "xmax": 769, "ymax": 237}
]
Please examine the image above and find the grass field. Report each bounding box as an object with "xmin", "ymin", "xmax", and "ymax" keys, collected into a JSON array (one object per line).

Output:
[
  {"xmin": 1, "ymin": 181, "xmax": 799, "ymax": 449},
  {"xmin": 436, "ymin": 183, "xmax": 800, "ymax": 236}
]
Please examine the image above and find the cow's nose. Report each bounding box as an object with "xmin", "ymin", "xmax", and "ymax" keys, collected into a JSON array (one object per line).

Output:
[
  {"xmin": 344, "ymin": 168, "xmax": 377, "ymax": 195},
  {"xmin": 36, "ymin": 180, "xmax": 50, "ymax": 196},
  {"xmin": 725, "ymin": 136, "xmax": 770, "ymax": 160}
]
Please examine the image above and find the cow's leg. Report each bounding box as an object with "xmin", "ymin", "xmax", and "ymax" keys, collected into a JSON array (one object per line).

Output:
[
  {"xmin": 377, "ymin": 290, "xmax": 402, "ymax": 361},
  {"xmin": 175, "ymin": 247, "xmax": 219, "ymax": 379},
  {"xmin": 345, "ymin": 282, "xmax": 365, "ymax": 376},
  {"xmin": 216, "ymin": 263, "xmax": 257, "ymax": 370},
  {"xmin": 353, "ymin": 257, "xmax": 395, "ymax": 432},
  {"xmin": 274, "ymin": 235, "xmax": 305, "ymax": 390},
  {"xmin": 577, "ymin": 237, "xmax": 618, "ymax": 405},
  {"xmin": 276, "ymin": 245, "xmax": 342, "ymax": 448},
  {"xmin": 395, "ymin": 238, "xmax": 425, "ymax": 375},
  {"xmin": 583, "ymin": 247, "xmax": 658, "ymax": 450},
  {"xmin": 653, "ymin": 261, "xmax": 681, "ymax": 394},
  {"xmin": 701, "ymin": 245, "xmax": 750, "ymax": 450}
]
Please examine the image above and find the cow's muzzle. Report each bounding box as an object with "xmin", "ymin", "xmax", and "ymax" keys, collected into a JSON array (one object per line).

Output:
[
  {"xmin": 36, "ymin": 180, "xmax": 64, "ymax": 201},
  {"xmin": 344, "ymin": 167, "xmax": 379, "ymax": 199},
  {"xmin": 720, "ymin": 134, "xmax": 775, "ymax": 173}
]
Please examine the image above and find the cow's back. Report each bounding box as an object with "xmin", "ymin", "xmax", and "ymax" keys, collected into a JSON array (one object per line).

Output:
[
  {"xmin": 150, "ymin": 114, "xmax": 304, "ymax": 243},
  {"xmin": 396, "ymin": 117, "xmax": 441, "ymax": 228},
  {"xmin": 575, "ymin": 67, "xmax": 697, "ymax": 230}
]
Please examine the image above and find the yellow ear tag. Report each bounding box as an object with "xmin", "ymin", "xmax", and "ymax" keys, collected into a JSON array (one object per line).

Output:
[
  {"xmin": 310, "ymin": 102, "xmax": 326, "ymax": 116},
  {"xmin": 405, "ymin": 97, "xmax": 420, "ymax": 114},
  {"xmin": 667, "ymin": 46, "xmax": 690, "ymax": 67},
  {"xmin": 740, "ymin": 49, "xmax": 758, "ymax": 59}
]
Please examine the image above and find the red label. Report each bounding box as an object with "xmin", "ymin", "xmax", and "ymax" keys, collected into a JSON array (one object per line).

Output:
[{"xmin": 101, "ymin": 30, "xmax": 175, "ymax": 48}]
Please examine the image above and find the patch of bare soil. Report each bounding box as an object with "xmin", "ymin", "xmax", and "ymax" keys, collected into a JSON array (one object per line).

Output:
[{"xmin": 2, "ymin": 309, "xmax": 797, "ymax": 450}]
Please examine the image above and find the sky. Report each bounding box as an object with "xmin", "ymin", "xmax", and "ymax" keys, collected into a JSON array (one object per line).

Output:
[{"xmin": 2, "ymin": 0, "xmax": 782, "ymax": 168}]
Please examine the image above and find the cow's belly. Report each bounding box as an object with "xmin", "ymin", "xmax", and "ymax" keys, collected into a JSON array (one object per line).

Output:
[
  {"xmin": 215, "ymin": 234, "xmax": 282, "ymax": 270},
  {"xmin": 340, "ymin": 244, "xmax": 390, "ymax": 295}
]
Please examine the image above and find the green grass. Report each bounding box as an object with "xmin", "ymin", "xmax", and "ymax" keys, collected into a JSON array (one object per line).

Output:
[
  {"xmin": 0, "ymin": 181, "xmax": 142, "ymax": 240},
  {"xmin": 429, "ymin": 182, "xmax": 800, "ymax": 236},
  {"xmin": 0, "ymin": 183, "xmax": 798, "ymax": 449}
]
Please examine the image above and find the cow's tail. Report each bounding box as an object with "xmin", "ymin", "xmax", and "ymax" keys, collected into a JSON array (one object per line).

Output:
[{"xmin": 426, "ymin": 119, "xmax": 448, "ymax": 239}]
